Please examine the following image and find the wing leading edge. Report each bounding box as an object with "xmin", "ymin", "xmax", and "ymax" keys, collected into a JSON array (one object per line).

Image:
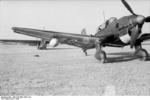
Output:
[
  {"xmin": 138, "ymin": 33, "xmax": 150, "ymax": 42},
  {"xmin": 12, "ymin": 27, "xmax": 102, "ymax": 49}
]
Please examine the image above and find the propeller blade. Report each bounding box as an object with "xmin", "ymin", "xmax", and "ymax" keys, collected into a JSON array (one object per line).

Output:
[
  {"xmin": 121, "ymin": 0, "xmax": 136, "ymax": 15},
  {"xmin": 145, "ymin": 16, "xmax": 150, "ymax": 22},
  {"xmin": 130, "ymin": 25, "xmax": 141, "ymax": 48}
]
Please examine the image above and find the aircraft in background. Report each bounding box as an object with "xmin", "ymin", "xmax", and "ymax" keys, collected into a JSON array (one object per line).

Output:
[
  {"xmin": 0, "ymin": 39, "xmax": 40, "ymax": 46},
  {"xmin": 2, "ymin": 0, "xmax": 150, "ymax": 63},
  {"xmin": 0, "ymin": 28, "xmax": 86, "ymax": 50}
]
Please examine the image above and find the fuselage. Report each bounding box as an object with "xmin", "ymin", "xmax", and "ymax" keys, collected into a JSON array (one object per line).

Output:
[{"xmin": 95, "ymin": 15, "xmax": 138, "ymax": 47}]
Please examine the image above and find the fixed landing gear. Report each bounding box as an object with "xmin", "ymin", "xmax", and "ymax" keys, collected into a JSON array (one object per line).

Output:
[
  {"xmin": 135, "ymin": 45, "xmax": 149, "ymax": 61},
  {"xmin": 37, "ymin": 43, "xmax": 47, "ymax": 50},
  {"xmin": 37, "ymin": 40, "xmax": 48, "ymax": 50},
  {"xmin": 94, "ymin": 40, "xmax": 107, "ymax": 63},
  {"xmin": 135, "ymin": 48, "xmax": 148, "ymax": 61},
  {"xmin": 95, "ymin": 50, "xmax": 106, "ymax": 63}
]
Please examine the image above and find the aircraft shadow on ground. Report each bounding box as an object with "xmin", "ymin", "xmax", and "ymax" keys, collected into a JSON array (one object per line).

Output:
[{"xmin": 106, "ymin": 52, "xmax": 150, "ymax": 63}]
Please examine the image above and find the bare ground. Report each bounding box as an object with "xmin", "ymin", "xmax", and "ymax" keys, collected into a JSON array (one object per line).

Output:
[{"xmin": 0, "ymin": 44, "xmax": 150, "ymax": 96}]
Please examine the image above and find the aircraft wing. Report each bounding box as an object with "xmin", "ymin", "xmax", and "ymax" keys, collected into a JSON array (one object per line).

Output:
[
  {"xmin": 12, "ymin": 27, "xmax": 101, "ymax": 49},
  {"xmin": 138, "ymin": 33, "xmax": 150, "ymax": 42},
  {"xmin": 0, "ymin": 39, "xmax": 40, "ymax": 46}
]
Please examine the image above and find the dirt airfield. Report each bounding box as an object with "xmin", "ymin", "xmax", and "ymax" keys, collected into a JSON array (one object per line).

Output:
[{"xmin": 0, "ymin": 44, "xmax": 150, "ymax": 96}]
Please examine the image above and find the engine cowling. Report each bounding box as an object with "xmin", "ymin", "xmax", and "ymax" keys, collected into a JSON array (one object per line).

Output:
[{"xmin": 49, "ymin": 38, "xmax": 59, "ymax": 47}]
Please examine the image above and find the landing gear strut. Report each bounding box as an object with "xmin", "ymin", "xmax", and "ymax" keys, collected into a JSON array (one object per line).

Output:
[
  {"xmin": 94, "ymin": 40, "xmax": 107, "ymax": 63},
  {"xmin": 95, "ymin": 50, "xmax": 106, "ymax": 63},
  {"xmin": 38, "ymin": 44, "xmax": 47, "ymax": 50},
  {"xmin": 37, "ymin": 40, "xmax": 48, "ymax": 50},
  {"xmin": 135, "ymin": 44, "xmax": 148, "ymax": 61}
]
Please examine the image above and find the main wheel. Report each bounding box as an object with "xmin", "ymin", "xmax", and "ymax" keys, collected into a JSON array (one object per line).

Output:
[
  {"xmin": 37, "ymin": 45, "xmax": 44, "ymax": 50},
  {"xmin": 95, "ymin": 50, "xmax": 106, "ymax": 63},
  {"xmin": 135, "ymin": 48, "xmax": 148, "ymax": 61},
  {"xmin": 37, "ymin": 44, "xmax": 47, "ymax": 50}
]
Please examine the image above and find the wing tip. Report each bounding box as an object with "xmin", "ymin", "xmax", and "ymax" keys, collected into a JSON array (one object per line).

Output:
[{"xmin": 12, "ymin": 27, "xmax": 18, "ymax": 31}]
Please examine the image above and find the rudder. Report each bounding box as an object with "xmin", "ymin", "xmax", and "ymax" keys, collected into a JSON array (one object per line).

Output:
[{"xmin": 81, "ymin": 28, "xmax": 86, "ymax": 35}]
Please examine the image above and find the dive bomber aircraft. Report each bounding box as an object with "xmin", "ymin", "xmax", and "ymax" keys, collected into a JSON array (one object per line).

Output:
[{"xmin": 4, "ymin": 0, "xmax": 150, "ymax": 63}]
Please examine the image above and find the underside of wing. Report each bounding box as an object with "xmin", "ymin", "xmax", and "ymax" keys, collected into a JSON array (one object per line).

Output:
[{"xmin": 138, "ymin": 33, "xmax": 150, "ymax": 42}]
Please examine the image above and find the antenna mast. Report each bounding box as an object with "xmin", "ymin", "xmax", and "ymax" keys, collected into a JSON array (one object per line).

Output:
[{"xmin": 102, "ymin": 11, "xmax": 106, "ymax": 22}]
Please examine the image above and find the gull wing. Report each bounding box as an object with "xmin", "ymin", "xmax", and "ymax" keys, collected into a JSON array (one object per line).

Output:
[{"xmin": 12, "ymin": 27, "xmax": 102, "ymax": 49}]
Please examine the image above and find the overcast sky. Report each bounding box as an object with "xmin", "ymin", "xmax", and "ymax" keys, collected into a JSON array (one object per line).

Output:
[{"xmin": 0, "ymin": 0, "xmax": 150, "ymax": 39}]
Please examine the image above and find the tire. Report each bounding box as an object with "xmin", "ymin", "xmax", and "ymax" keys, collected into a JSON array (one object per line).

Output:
[
  {"xmin": 135, "ymin": 48, "xmax": 148, "ymax": 61},
  {"xmin": 95, "ymin": 50, "xmax": 106, "ymax": 63},
  {"xmin": 38, "ymin": 44, "xmax": 47, "ymax": 50}
]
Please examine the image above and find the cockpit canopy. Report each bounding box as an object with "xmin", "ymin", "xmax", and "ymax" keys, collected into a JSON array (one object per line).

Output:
[{"xmin": 97, "ymin": 17, "xmax": 117, "ymax": 31}]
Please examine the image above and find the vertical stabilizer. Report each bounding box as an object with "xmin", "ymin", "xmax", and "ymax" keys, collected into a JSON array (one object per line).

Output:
[
  {"xmin": 81, "ymin": 28, "xmax": 88, "ymax": 56},
  {"xmin": 81, "ymin": 28, "xmax": 86, "ymax": 35}
]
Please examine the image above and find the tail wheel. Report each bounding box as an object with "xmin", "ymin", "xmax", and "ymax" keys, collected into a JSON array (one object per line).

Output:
[
  {"xmin": 95, "ymin": 50, "xmax": 106, "ymax": 63},
  {"xmin": 135, "ymin": 48, "xmax": 148, "ymax": 61}
]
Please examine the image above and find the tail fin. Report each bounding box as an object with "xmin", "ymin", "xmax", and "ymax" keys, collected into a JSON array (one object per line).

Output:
[
  {"xmin": 81, "ymin": 28, "xmax": 86, "ymax": 35},
  {"xmin": 81, "ymin": 28, "xmax": 88, "ymax": 56}
]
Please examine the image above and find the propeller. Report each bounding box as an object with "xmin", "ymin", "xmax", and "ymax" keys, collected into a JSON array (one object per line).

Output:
[
  {"xmin": 121, "ymin": 0, "xmax": 150, "ymax": 48},
  {"xmin": 121, "ymin": 0, "xmax": 136, "ymax": 15},
  {"xmin": 121, "ymin": 0, "xmax": 150, "ymax": 23},
  {"xmin": 130, "ymin": 25, "xmax": 141, "ymax": 48}
]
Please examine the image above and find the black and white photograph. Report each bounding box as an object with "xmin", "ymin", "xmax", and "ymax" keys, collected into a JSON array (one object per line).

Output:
[{"xmin": 0, "ymin": 0, "xmax": 150, "ymax": 97}]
